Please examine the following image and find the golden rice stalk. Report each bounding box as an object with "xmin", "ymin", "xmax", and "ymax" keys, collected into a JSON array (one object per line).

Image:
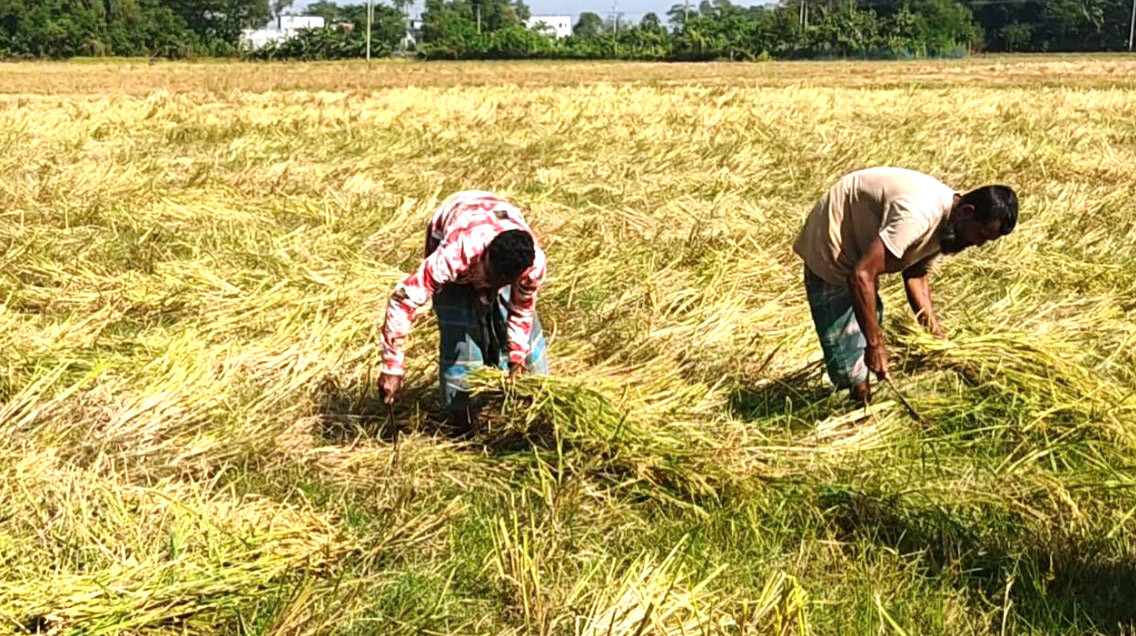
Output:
[
  {"xmin": 897, "ymin": 323, "xmax": 1136, "ymax": 445},
  {"xmin": 577, "ymin": 536, "xmax": 811, "ymax": 635},
  {"xmin": 468, "ymin": 369, "xmax": 736, "ymax": 500},
  {"xmin": 577, "ymin": 536, "xmax": 732, "ymax": 636},
  {"xmin": 0, "ymin": 456, "xmax": 354, "ymax": 634}
]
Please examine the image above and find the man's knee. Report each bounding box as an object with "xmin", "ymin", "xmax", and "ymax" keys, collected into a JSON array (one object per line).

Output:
[{"xmin": 818, "ymin": 341, "xmax": 871, "ymax": 396}]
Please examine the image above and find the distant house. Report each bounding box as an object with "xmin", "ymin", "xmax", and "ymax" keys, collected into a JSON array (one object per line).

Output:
[
  {"xmin": 399, "ymin": 15, "xmax": 568, "ymax": 49},
  {"xmin": 402, "ymin": 18, "xmax": 425, "ymax": 49},
  {"xmin": 240, "ymin": 15, "xmax": 326, "ymax": 50},
  {"xmin": 525, "ymin": 15, "xmax": 573, "ymax": 39}
]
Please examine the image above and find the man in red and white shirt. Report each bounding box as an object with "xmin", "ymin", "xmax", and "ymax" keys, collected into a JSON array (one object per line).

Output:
[{"xmin": 379, "ymin": 191, "xmax": 549, "ymax": 421}]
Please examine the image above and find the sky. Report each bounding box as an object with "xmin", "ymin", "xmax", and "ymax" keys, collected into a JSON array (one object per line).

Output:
[{"xmin": 285, "ymin": 0, "xmax": 769, "ymax": 25}]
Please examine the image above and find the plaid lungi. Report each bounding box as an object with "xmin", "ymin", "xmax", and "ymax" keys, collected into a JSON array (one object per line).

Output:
[
  {"xmin": 433, "ymin": 284, "xmax": 549, "ymax": 409},
  {"xmin": 804, "ymin": 266, "xmax": 883, "ymax": 389}
]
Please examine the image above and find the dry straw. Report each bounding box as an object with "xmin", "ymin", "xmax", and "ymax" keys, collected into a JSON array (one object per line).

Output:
[{"xmin": 1, "ymin": 58, "xmax": 1135, "ymax": 633}]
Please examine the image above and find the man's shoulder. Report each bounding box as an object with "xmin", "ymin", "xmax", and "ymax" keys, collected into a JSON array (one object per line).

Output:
[
  {"xmin": 852, "ymin": 168, "xmax": 953, "ymax": 216},
  {"xmin": 849, "ymin": 166, "xmax": 947, "ymax": 190}
]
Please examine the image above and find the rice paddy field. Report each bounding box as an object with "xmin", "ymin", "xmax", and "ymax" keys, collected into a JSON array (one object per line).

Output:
[{"xmin": 2, "ymin": 55, "xmax": 1136, "ymax": 634}]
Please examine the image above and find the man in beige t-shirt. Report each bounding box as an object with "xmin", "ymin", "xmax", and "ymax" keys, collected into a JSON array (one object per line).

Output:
[{"xmin": 793, "ymin": 167, "xmax": 1018, "ymax": 403}]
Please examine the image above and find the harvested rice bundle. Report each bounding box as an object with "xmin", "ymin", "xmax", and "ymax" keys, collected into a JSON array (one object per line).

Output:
[
  {"xmin": 897, "ymin": 323, "xmax": 1136, "ymax": 445},
  {"xmin": 469, "ymin": 369, "xmax": 737, "ymax": 501}
]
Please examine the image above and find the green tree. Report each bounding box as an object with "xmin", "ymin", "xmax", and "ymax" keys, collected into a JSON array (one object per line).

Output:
[
  {"xmin": 167, "ymin": 0, "xmax": 271, "ymax": 50},
  {"xmin": 0, "ymin": 0, "xmax": 201, "ymax": 58},
  {"xmin": 999, "ymin": 21, "xmax": 1035, "ymax": 51},
  {"xmin": 574, "ymin": 11, "xmax": 605, "ymax": 35},
  {"xmin": 962, "ymin": 0, "xmax": 1046, "ymax": 51},
  {"xmin": 667, "ymin": 3, "xmax": 692, "ymax": 27},
  {"xmin": 794, "ymin": 4, "xmax": 876, "ymax": 57},
  {"xmin": 303, "ymin": 0, "xmax": 343, "ymax": 22},
  {"xmin": 472, "ymin": 0, "xmax": 528, "ymax": 31},
  {"xmin": 102, "ymin": 0, "xmax": 199, "ymax": 57},
  {"xmin": 420, "ymin": 0, "xmax": 479, "ymax": 57},
  {"xmin": 326, "ymin": 2, "xmax": 406, "ymax": 50},
  {"xmin": 0, "ymin": 0, "xmax": 100, "ymax": 57},
  {"xmin": 1044, "ymin": 0, "xmax": 1106, "ymax": 49},
  {"xmin": 639, "ymin": 12, "xmax": 665, "ymax": 32},
  {"xmin": 913, "ymin": 0, "xmax": 980, "ymax": 54},
  {"xmin": 483, "ymin": 23, "xmax": 554, "ymax": 57}
]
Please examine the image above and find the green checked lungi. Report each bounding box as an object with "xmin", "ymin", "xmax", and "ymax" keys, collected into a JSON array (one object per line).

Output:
[
  {"xmin": 433, "ymin": 284, "xmax": 549, "ymax": 409},
  {"xmin": 804, "ymin": 266, "xmax": 883, "ymax": 389}
]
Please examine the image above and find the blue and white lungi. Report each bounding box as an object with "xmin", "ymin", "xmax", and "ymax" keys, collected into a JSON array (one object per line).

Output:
[
  {"xmin": 433, "ymin": 284, "xmax": 549, "ymax": 408},
  {"xmin": 804, "ymin": 266, "xmax": 884, "ymax": 389}
]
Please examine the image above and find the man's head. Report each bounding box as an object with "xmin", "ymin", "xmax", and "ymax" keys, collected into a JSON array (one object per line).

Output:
[
  {"xmin": 940, "ymin": 185, "xmax": 1018, "ymax": 254},
  {"xmin": 484, "ymin": 229, "xmax": 535, "ymax": 288}
]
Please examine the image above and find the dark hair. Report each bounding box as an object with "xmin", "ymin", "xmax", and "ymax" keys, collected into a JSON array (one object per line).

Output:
[
  {"xmin": 487, "ymin": 229, "xmax": 535, "ymax": 280},
  {"xmin": 960, "ymin": 185, "xmax": 1018, "ymax": 236}
]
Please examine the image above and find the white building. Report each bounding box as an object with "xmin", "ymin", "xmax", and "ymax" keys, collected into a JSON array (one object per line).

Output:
[
  {"xmin": 241, "ymin": 15, "xmax": 326, "ymax": 50},
  {"xmin": 402, "ymin": 18, "xmax": 426, "ymax": 49},
  {"xmin": 525, "ymin": 15, "xmax": 573, "ymax": 39}
]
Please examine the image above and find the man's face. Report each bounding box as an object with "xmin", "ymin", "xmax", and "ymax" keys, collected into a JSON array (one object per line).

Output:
[
  {"xmin": 941, "ymin": 204, "xmax": 1004, "ymax": 254},
  {"xmin": 482, "ymin": 257, "xmax": 516, "ymax": 290}
]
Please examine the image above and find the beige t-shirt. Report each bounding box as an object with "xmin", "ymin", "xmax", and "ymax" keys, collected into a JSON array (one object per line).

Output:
[{"xmin": 793, "ymin": 167, "xmax": 957, "ymax": 286}]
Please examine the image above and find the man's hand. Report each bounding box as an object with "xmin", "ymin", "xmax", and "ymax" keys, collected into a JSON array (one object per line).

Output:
[
  {"xmin": 507, "ymin": 363, "xmax": 524, "ymax": 385},
  {"xmin": 379, "ymin": 372, "xmax": 404, "ymax": 405},
  {"xmin": 928, "ymin": 320, "xmax": 945, "ymax": 339},
  {"xmin": 903, "ymin": 264, "xmax": 944, "ymax": 339},
  {"xmin": 866, "ymin": 342, "xmax": 890, "ymax": 381},
  {"xmin": 850, "ymin": 239, "xmax": 894, "ymax": 385}
]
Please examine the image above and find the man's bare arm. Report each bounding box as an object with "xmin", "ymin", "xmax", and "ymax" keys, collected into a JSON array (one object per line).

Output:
[
  {"xmin": 849, "ymin": 238, "xmax": 907, "ymax": 380},
  {"xmin": 902, "ymin": 260, "xmax": 943, "ymax": 337}
]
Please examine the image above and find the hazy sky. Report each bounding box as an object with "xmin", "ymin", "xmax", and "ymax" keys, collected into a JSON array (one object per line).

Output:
[{"xmin": 286, "ymin": 0, "xmax": 769, "ymax": 24}]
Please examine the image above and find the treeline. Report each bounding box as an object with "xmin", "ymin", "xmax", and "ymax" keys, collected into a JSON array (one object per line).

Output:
[
  {"xmin": 247, "ymin": 1, "xmax": 408, "ymax": 59},
  {"xmin": 0, "ymin": 0, "xmax": 291, "ymax": 58},
  {"xmin": 415, "ymin": 0, "xmax": 979, "ymax": 60},
  {"xmin": 1, "ymin": 0, "xmax": 1134, "ymax": 60}
]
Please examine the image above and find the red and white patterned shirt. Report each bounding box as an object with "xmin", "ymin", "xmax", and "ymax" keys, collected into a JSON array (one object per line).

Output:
[{"xmin": 380, "ymin": 191, "xmax": 547, "ymax": 376}]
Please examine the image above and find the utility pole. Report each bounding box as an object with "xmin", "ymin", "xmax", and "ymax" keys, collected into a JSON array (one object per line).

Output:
[
  {"xmin": 366, "ymin": 0, "xmax": 373, "ymax": 63},
  {"xmin": 400, "ymin": 3, "xmax": 410, "ymax": 55},
  {"xmin": 476, "ymin": 5, "xmax": 482, "ymax": 33},
  {"xmin": 610, "ymin": 0, "xmax": 622, "ymax": 32},
  {"xmin": 1129, "ymin": 0, "xmax": 1135, "ymax": 52}
]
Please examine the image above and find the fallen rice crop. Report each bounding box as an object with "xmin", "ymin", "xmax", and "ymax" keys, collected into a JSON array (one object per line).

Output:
[{"xmin": 0, "ymin": 56, "xmax": 1135, "ymax": 634}]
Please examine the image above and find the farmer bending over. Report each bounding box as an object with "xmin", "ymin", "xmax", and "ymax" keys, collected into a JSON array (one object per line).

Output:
[
  {"xmin": 378, "ymin": 190, "xmax": 548, "ymax": 427},
  {"xmin": 793, "ymin": 167, "xmax": 1018, "ymax": 403}
]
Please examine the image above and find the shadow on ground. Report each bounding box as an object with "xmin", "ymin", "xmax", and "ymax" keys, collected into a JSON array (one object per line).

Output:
[
  {"xmin": 821, "ymin": 487, "xmax": 1136, "ymax": 633},
  {"xmin": 312, "ymin": 373, "xmax": 532, "ymax": 450},
  {"xmin": 728, "ymin": 360, "xmax": 849, "ymax": 430},
  {"xmin": 312, "ymin": 373, "xmax": 439, "ymax": 444}
]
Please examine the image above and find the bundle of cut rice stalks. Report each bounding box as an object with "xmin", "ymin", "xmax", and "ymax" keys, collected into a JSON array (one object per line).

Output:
[
  {"xmin": 0, "ymin": 456, "xmax": 355, "ymax": 634},
  {"xmin": 896, "ymin": 323, "xmax": 1136, "ymax": 446},
  {"xmin": 577, "ymin": 536, "xmax": 810, "ymax": 636},
  {"xmin": 468, "ymin": 370, "xmax": 737, "ymax": 502}
]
